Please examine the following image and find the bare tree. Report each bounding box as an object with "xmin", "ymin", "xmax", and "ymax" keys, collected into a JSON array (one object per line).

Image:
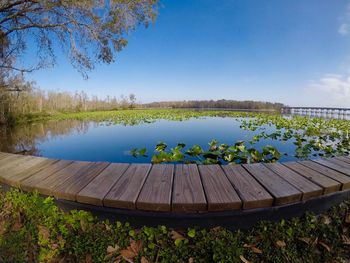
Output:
[
  {"xmin": 0, "ymin": 0, "xmax": 159, "ymax": 78},
  {"xmin": 129, "ymin": 93, "xmax": 136, "ymax": 109},
  {"xmin": 0, "ymin": 0, "xmax": 158, "ymax": 123}
]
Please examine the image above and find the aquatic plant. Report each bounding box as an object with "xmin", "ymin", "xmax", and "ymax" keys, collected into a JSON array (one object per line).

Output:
[
  {"xmin": 127, "ymin": 109, "xmax": 350, "ymax": 163},
  {"xmin": 138, "ymin": 140, "xmax": 281, "ymax": 165}
]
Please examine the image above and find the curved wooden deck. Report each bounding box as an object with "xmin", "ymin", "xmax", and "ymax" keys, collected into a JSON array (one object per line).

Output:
[{"xmin": 1, "ymin": 152, "xmax": 350, "ymax": 215}]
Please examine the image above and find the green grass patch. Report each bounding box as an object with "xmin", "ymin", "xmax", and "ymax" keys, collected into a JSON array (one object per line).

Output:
[{"xmin": 0, "ymin": 188, "xmax": 349, "ymax": 262}]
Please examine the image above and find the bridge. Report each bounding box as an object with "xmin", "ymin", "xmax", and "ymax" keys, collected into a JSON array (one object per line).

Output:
[{"xmin": 281, "ymin": 107, "xmax": 350, "ymax": 115}]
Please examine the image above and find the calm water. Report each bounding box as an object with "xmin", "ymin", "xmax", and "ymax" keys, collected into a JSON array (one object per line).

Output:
[{"xmin": 0, "ymin": 117, "xmax": 301, "ymax": 163}]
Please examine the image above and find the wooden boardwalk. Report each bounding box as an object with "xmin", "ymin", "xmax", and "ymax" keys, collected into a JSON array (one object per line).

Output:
[{"xmin": 0, "ymin": 152, "xmax": 350, "ymax": 213}]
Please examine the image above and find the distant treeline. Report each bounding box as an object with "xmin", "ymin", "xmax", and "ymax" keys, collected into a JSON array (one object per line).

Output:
[
  {"xmin": 143, "ymin": 100, "xmax": 285, "ymax": 110},
  {"xmin": 0, "ymin": 86, "xmax": 285, "ymax": 125},
  {"xmin": 0, "ymin": 88, "xmax": 137, "ymax": 124}
]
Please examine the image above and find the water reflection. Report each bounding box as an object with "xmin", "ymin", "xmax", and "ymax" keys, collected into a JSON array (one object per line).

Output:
[
  {"xmin": 0, "ymin": 120, "xmax": 92, "ymax": 156},
  {"xmin": 0, "ymin": 117, "xmax": 294, "ymax": 163},
  {"xmin": 0, "ymin": 114, "xmax": 348, "ymax": 163}
]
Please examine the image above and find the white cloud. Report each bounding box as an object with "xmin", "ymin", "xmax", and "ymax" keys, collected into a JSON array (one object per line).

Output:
[
  {"xmin": 339, "ymin": 23, "xmax": 350, "ymax": 35},
  {"xmin": 309, "ymin": 74, "xmax": 350, "ymax": 105},
  {"xmin": 338, "ymin": 3, "xmax": 350, "ymax": 36}
]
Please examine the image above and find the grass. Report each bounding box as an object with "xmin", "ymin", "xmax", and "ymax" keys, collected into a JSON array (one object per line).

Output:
[{"xmin": 0, "ymin": 188, "xmax": 349, "ymax": 262}]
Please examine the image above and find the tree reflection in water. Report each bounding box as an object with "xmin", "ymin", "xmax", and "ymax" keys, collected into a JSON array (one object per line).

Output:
[{"xmin": 0, "ymin": 120, "xmax": 93, "ymax": 156}]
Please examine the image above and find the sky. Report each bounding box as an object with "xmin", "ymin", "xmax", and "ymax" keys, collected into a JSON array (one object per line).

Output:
[{"xmin": 24, "ymin": 0, "xmax": 350, "ymax": 107}]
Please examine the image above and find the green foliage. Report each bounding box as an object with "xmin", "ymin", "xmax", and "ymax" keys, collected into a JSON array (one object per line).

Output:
[
  {"xmin": 149, "ymin": 140, "xmax": 281, "ymax": 164},
  {"xmin": 0, "ymin": 188, "xmax": 349, "ymax": 262},
  {"xmin": 116, "ymin": 110, "xmax": 350, "ymax": 164}
]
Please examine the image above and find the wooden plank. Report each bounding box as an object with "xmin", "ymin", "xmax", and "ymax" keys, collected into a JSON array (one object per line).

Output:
[
  {"xmin": 0, "ymin": 155, "xmax": 21, "ymax": 166},
  {"xmin": 3, "ymin": 159, "xmax": 59, "ymax": 187},
  {"xmin": 103, "ymin": 164, "xmax": 151, "ymax": 209},
  {"xmin": 136, "ymin": 164, "xmax": 174, "ymax": 211},
  {"xmin": 34, "ymin": 161, "xmax": 94, "ymax": 196},
  {"xmin": 20, "ymin": 160, "xmax": 74, "ymax": 192},
  {"xmin": 325, "ymin": 157, "xmax": 350, "ymax": 168},
  {"xmin": 335, "ymin": 156, "xmax": 350, "ymax": 164},
  {"xmin": 172, "ymin": 164, "xmax": 207, "ymax": 212},
  {"xmin": 243, "ymin": 163, "xmax": 302, "ymax": 205},
  {"xmin": 0, "ymin": 154, "xmax": 32, "ymax": 168},
  {"xmin": 0, "ymin": 152, "xmax": 11, "ymax": 160},
  {"xmin": 198, "ymin": 165, "xmax": 241, "ymax": 211},
  {"xmin": 299, "ymin": 160, "xmax": 350, "ymax": 190},
  {"xmin": 313, "ymin": 158, "xmax": 350, "ymax": 177},
  {"xmin": 264, "ymin": 163, "xmax": 323, "ymax": 200},
  {"xmin": 77, "ymin": 163, "xmax": 130, "ymax": 206},
  {"xmin": 0, "ymin": 152, "xmax": 16, "ymax": 159},
  {"xmin": 284, "ymin": 162, "xmax": 341, "ymax": 194},
  {"xmin": 53, "ymin": 162, "xmax": 110, "ymax": 201},
  {"xmin": 222, "ymin": 164, "xmax": 273, "ymax": 209},
  {"xmin": 0, "ymin": 156, "xmax": 49, "ymax": 185}
]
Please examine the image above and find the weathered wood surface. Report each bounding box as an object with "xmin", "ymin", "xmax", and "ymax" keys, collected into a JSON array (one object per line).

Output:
[
  {"xmin": 104, "ymin": 164, "xmax": 150, "ymax": 209},
  {"xmin": 198, "ymin": 165, "xmax": 241, "ymax": 211},
  {"xmin": 243, "ymin": 163, "xmax": 302, "ymax": 205},
  {"xmin": 313, "ymin": 158, "xmax": 350, "ymax": 177},
  {"xmin": 20, "ymin": 160, "xmax": 74, "ymax": 192},
  {"xmin": 299, "ymin": 160, "xmax": 350, "ymax": 190},
  {"xmin": 136, "ymin": 164, "xmax": 174, "ymax": 211},
  {"xmin": 284, "ymin": 161, "xmax": 341, "ymax": 194},
  {"xmin": 1, "ymin": 152, "xmax": 350, "ymax": 213},
  {"xmin": 53, "ymin": 162, "xmax": 109, "ymax": 201},
  {"xmin": 172, "ymin": 164, "xmax": 207, "ymax": 212},
  {"xmin": 222, "ymin": 165, "xmax": 273, "ymax": 209},
  {"xmin": 78, "ymin": 163, "xmax": 130, "ymax": 206},
  {"xmin": 264, "ymin": 163, "xmax": 323, "ymax": 200}
]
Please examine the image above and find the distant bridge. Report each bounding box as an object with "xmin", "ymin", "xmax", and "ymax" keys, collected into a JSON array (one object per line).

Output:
[{"xmin": 281, "ymin": 107, "xmax": 350, "ymax": 115}]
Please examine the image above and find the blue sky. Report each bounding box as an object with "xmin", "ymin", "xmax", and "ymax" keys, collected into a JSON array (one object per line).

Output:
[{"xmin": 26, "ymin": 0, "xmax": 350, "ymax": 107}]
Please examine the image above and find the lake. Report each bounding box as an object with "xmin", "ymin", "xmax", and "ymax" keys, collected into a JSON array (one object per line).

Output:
[{"xmin": 0, "ymin": 116, "xmax": 307, "ymax": 163}]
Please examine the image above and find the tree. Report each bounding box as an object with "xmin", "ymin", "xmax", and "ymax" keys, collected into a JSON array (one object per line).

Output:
[
  {"xmin": 0, "ymin": 0, "xmax": 159, "ymax": 79},
  {"xmin": 129, "ymin": 93, "xmax": 136, "ymax": 108},
  {"xmin": 0, "ymin": 0, "xmax": 158, "ymax": 123}
]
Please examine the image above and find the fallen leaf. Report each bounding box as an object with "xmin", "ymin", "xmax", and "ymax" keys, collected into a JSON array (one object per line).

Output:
[
  {"xmin": 276, "ymin": 240, "xmax": 286, "ymax": 248},
  {"xmin": 141, "ymin": 257, "xmax": 150, "ymax": 263},
  {"xmin": 0, "ymin": 221, "xmax": 6, "ymax": 235},
  {"xmin": 322, "ymin": 215, "xmax": 332, "ymax": 225},
  {"xmin": 251, "ymin": 247, "xmax": 262, "ymax": 254},
  {"xmin": 50, "ymin": 255, "xmax": 66, "ymax": 263},
  {"xmin": 298, "ymin": 237, "xmax": 312, "ymax": 245},
  {"xmin": 171, "ymin": 230, "xmax": 185, "ymax": 240},
  {"xmin": 11, "ymin": 222, "xmax": 22, "ymax": 231},
  {"xmin": 318, "ymin": 241, "xmax": 331, "ymax": 252},
  {"xmin": 80, "ymin": 220, "xmax": 88, "ymax": 232},
  {"xmin": 107, "ymin": 244, "xmax": 120, "ymax": 255},
  {"xmin": 342, "ymin": 235, "xmax": 350, "ymax": 245},
  {"xmin": 130, "ymin": 239, "xmax": 142, "ymax": 255},
  {"xmin": 119, "ymin": 249, "xmax": 136, "ymax": 260},
  {"xmin": 346, "ymin": 213, "xmax": 350, "ymax": 224},
  {"xmin": 243, "ymin": 243, "xmax": 255, "ymax": 248},
  {"xmin": 243, "ymin": 244, "xmax": 262, "ymax": 254},
  {"xmin": 38, "ymin": 225, "xmax": 50, "ymax": 240},
  {"xmin": 51, "ymin": 243, "xmax": 59, "ymax": 250},
  {"xmin": 85, "ymin": 254, "xmax": 93, "ymax": 263},
  {"xmin": 105, "ymin": 224, "xmax": 111, "ymax": 231},
  {"xmin": 119, "ymin": 239, "xmax": 142, "ymax": 262},
  {"xmin": 239, "ymin": 255, "xmax": 251, "ymax": 263},
  {"xmin": 188, "ymin": 257, "xmax": 194, "ymax": 263}
]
